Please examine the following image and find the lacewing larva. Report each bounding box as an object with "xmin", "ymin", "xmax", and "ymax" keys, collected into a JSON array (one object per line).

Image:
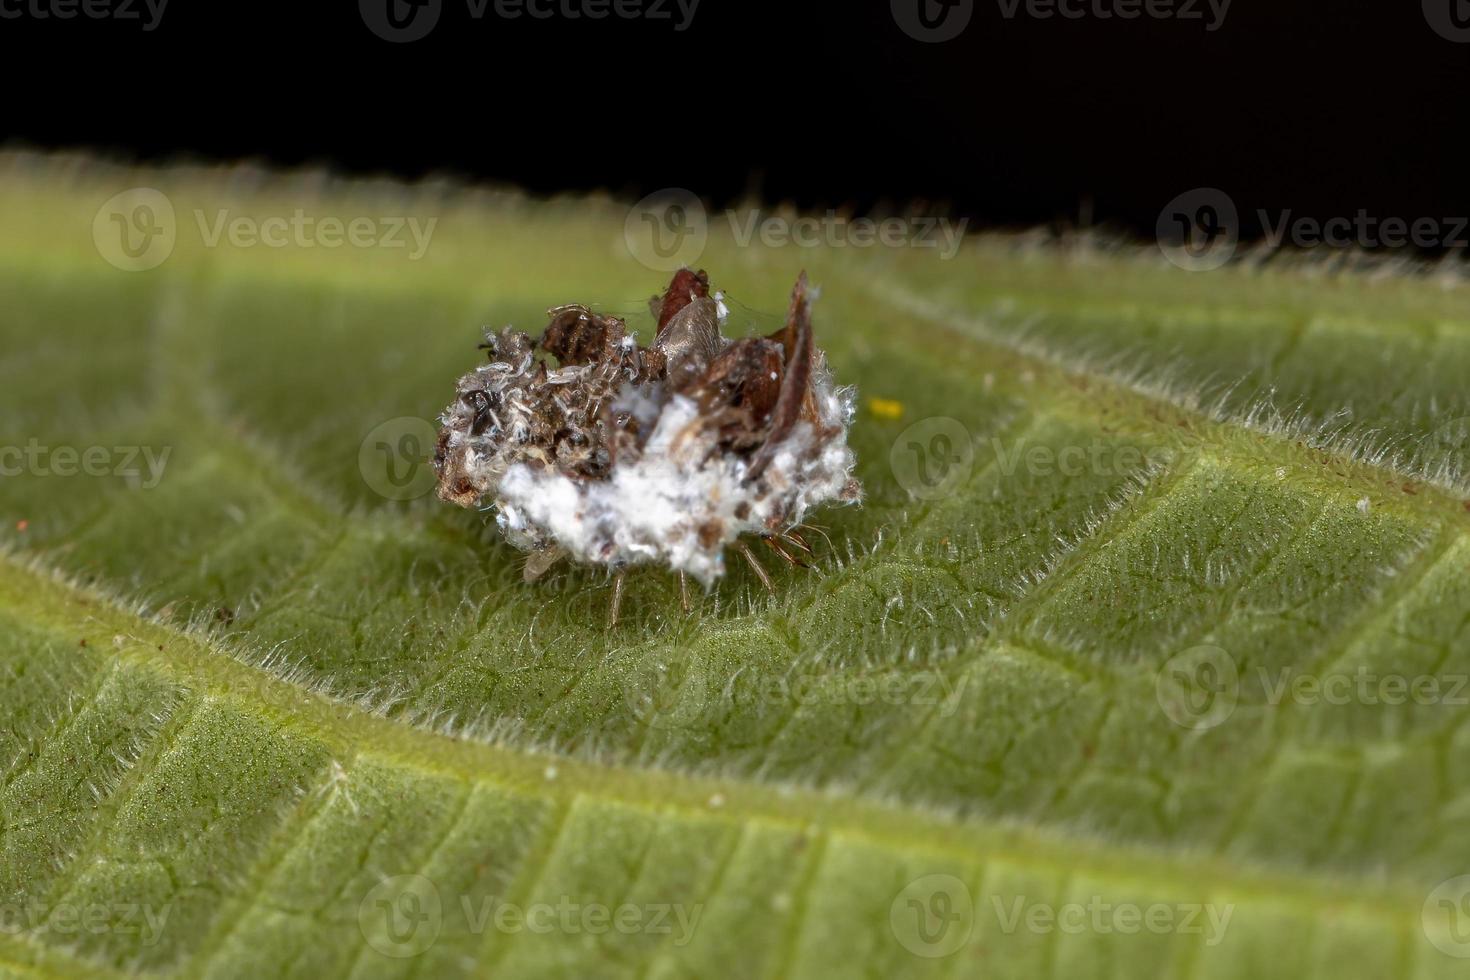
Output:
[{"xmin": 433, "ymin": 268, "xmax": 861, "ymax": 624}]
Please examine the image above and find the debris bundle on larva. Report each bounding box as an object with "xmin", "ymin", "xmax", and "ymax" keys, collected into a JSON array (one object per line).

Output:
[{"xmin": 433, "ymin": 269, "xmax": 862, "ymax": 616}]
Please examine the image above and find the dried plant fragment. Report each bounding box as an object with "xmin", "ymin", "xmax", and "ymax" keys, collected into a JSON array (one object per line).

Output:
[{"xmin": 434, "ymin": 269, "xmax": 861, "ymax": 608}]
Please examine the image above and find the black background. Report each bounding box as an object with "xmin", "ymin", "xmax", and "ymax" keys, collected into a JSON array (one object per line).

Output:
[{"xmin": 3, "ymin": 0, "xmax": 1466, "ymax": 246}]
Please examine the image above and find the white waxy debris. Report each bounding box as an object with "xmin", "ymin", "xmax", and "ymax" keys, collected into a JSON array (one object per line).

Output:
[{"xmin": 492, "ymin": 378, "xmax": 857, "ymax": 586}]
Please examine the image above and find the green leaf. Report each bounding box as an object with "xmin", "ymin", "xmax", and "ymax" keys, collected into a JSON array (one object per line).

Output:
[{"xmin": 2, "ymin": 157, "xmax": 1470, "ymax": 978}]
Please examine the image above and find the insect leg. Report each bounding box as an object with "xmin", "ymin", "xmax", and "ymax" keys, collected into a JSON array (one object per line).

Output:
[
  {"xmin": 794, "ymin": 522, "xmax": 834, "ymax": 553},
  {"xmin": 736, "ymin": 541, "xmax": 776, "ymax": 594},
  {"xmin": 608, "ymin": 570, "xmax": 628, "ymax": 628},
  {"xmin": 779, "ymin": 528, "xmax": 814, "ymax": 556},
  {"xmin": 763, "ymin": 536, "xmax": 806, "ymax": 568}
]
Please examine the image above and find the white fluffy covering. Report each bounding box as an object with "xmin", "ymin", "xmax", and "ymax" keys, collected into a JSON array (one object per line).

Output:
[{"xmin": 493, "ymin": 379, "xmax": 857, "ymax": 586}]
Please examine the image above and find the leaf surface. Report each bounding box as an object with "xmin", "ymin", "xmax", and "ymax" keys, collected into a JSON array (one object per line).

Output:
[{"xmin": 1, "ymin": 158, "xmax": 1469, "ymax": 977}]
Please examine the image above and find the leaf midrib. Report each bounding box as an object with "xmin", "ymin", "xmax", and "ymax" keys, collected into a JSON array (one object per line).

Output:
[{"xmin": 862, "ymin": 277, "xmax": 1470, "ymax": 524}]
